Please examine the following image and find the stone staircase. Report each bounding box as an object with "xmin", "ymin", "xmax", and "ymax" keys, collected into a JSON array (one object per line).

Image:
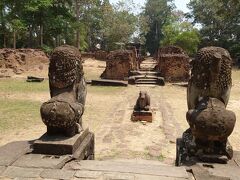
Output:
[{"xmin": 129, "ymin": 58, "xmax": 165, "ymax": 86}]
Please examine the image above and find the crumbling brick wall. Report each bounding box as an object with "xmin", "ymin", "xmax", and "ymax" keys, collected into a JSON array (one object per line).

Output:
[
  {"xmin": 157, "ymin": 46, "xmax": 190, "ymax": 82},
  {"xmin": 0, "ymin": 48, "xmax": 48, "ymax": 75},
  {"xmin": 101, "ymin": 50, "xmax": 137, "ymax": 80},
  {"xmin": 95, "ymin": 50, "xmax": 109, "ymax": 61}
]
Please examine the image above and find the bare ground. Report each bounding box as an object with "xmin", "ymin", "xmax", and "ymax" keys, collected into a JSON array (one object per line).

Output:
[{"xmin": 0, "ymin": 58, "xmax": 240, "ymax": 166}]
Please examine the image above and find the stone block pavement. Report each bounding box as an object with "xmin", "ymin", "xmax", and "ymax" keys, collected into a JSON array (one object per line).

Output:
[{"xmin": 0, "ymin": 141, "xmax": 240, "ymax": 179}]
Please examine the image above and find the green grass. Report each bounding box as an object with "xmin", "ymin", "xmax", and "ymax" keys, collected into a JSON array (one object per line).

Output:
[
  {"xmin": 0, "ymin": 98, "xmax": 42, "ymax": 133},
  {"xmin": 0, "ymin": 79, "xmax": 49, "ymax": 93},
  {"xmin": 0, "ymin": 79, "xmax": 125, "ymax": 133}
]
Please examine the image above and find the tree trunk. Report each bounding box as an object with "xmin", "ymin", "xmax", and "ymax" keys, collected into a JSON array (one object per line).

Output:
[
  {"xmin": 13, "ymin": 31, "xmax": 16, "ymax": 49},
  {"xmin": 75, "ymin": 0, "xmax": 80, "ymax": 49},
  {"xmin": 40, "ymin": 24, "xmax": 43, "ymax": 47},
  {"xmin": 28, "ymin": 26, "xmax": 33, "ymax": 48},
  {"xmin": 3, "ymin": 34, "xmax": 6, "ymax": 48}
]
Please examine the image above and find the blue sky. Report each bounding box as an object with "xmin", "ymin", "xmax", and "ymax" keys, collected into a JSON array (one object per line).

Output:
[{"xmin": 109, "ymin": 0, "xmax": 190, "ymax": 13}]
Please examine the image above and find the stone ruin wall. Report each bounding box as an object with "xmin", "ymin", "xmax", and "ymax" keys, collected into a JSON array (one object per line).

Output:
[
  {"xmin": 94, "ymin": 50, "xmax": 109, "ymax": 60},
  {"xmin": 0, "ymin": 48, "xmax": 49, "ymax": 76},
  {"xmin": 157, "ymin": 46, "xmax": 190, "ymax": 82},
  {"xmin": 101, "ymin": 50, "xmax": 137, "ymax": 80}
]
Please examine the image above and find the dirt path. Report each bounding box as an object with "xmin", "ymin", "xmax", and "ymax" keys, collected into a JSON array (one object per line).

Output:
[
  {"xmin": 92, "ymin": 85, "xmax": 188, "ymax": 165},
  {"xmin": 0, "ymin": 59, "xmax": 239, "ymax": 166}
]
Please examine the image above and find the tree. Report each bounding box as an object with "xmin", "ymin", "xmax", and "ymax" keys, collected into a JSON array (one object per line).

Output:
[
  {"xmin": 0, "ymin": 0, "xmax": 137, "ymax": 51},
  {"xmin": 188, "ymin": 0, "xmax": 240, "ymax": 57},
  {"xmin": 143, "ymin": 0, "xmax": 175, "ymax": 55},
  {"xmin": 160, "ymin": 12, "xmax": 200, "ymax": 56},
  {"xmin": 101, "ymin": 0, "xmax": 137, "ymax": 51}
]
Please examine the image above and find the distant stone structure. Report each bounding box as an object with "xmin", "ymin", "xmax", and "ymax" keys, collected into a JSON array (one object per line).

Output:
[
  {"xmin": 95, "ymin": 50, "xmax": 109, "ymax": 60},
  {"xmin": 34, "ymin": 45, "xmax": 94, "ymax": 159},
  {"xmin": 157, "ymin": 46, "xmax": 190, "ymax": 82},
  {"xmin": 0, "ymin": 48, "xmax": 48, "ymax": 76},
  {"xmin": 101, "ymin": 50, "xmax": 137, "ymax": 80},
  {"xmin": 176, "ymin": 47, "xmax": 236, "ymax": 166},
  {"xmin": 132, "ymin": 91, "xmax": 152, "ymax": 123}
]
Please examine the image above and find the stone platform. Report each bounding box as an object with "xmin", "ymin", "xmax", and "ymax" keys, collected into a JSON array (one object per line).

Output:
[
  {"xmin": 131, "ymin": 111, "xmax": 153, "ymax": 122},
  {"xmin": 0, "ymin": 141, "xmax": 240, "ymax": 179},
  {"xmin": 91, "ymin": 79, "xmax": 128, "ymax": 87},
  {"xmin": 33, "ymin": 129, "xmax": 93, "ymax": 156}
]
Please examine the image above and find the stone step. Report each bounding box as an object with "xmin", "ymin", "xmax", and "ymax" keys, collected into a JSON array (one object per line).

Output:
[
  {"xmin": 129, "ymin": 71, "xmax": 161, "ymax": 76},
  {"xmin": 136, "ymin": 79, "xmax": 158, "ymax": 83},
  {"xmin": 136, "ymin": 81, "xmax": 158, "ymax": 85},
  {"xmin": 132, "ymin": 75, "xmax": 159, "ymax": 80},
  {"xmin": 75, "ymin": 160, "xmax": 189, "ymax": 179},
  {"xmin": 140, "ymin": 67, "xmax": 156, "ymax": 70},
  {"xmin": 136, "ymin": 84, "xmax": 157, "ymax": 87}
]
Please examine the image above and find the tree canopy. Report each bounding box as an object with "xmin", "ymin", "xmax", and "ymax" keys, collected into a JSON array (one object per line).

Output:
[
  {"xmin": 187, "ymin": 0, "xmax": 240, "ymax": 57},
  {"xmin": 0, "ymin": 0, "xmax": 137, "ymax": 52},
  {"xmin": 1, "ymin": 0, "xmax": 240, "ymax": 58}
]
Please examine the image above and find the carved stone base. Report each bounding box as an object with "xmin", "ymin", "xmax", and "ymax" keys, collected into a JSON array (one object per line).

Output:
[
  {"xmin": 131, "ymin": 111, "xmax": 153, "ymax": 122},
  {"xmin": 175, "ymin": 129, "xmax": 233, "ymax": 166},
  {"xmin": 33, "ymin": 129, "xmax": 94, "ymax": 160}
]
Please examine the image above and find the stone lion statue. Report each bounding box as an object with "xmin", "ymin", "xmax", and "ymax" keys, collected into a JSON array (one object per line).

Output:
[
  {"xmin": 187, "ymin": 46, "xmax": 232, "ymax": 110},
  {"xmin": 40, "ymin": 45, "xmax": 87, "ymax": 137},
  {"xmin": 184, "ymin": 46, "xmax": 236, "ymax": 160},
  {"xmin": 134, "ymin": 91, "xmax": 150, "ymax": 111}
]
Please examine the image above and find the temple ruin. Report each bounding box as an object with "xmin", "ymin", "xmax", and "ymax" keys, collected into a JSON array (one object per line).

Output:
[
  {"xmin": 101, "ymin": 49, "xmax": 138, "ymax": 80},
  {"xmin": 157, "ymin": 46, "xmax": 190, "ymax": 82}
]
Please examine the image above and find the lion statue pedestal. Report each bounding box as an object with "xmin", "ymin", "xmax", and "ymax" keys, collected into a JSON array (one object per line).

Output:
[
  {"xmin": 33, "ymin": 45, "xmax": 94, "ymax": 160},
  {"xmin": 176, "ymin": 47, "xmax": 236, "ymax": 166},
  {"xmin": 131, "ymin": 91, "xmax": 153, "ymax": 123}
]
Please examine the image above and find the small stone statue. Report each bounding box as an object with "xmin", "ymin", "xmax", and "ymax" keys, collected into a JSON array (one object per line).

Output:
[
  {"xmin": 132, "ymin": 91, "xmax": 152, "ymax": 122},
  {"xmin": 40, "ymin": 45, "xmax": 87, "ymax": 137},
  {"xmin": 134, "ymin": 91, "xmax": 150, "ymax": 111},
  {"xmin": 176, "ymin": 47, "xmax": 236, "ymax": 165}
]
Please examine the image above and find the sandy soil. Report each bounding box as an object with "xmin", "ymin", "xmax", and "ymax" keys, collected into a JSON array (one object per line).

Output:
[{"xmin": 0, "ymin": 58, "xmax": 240, "ymax": 166}]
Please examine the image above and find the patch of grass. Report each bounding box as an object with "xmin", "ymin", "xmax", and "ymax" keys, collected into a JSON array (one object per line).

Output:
[
  {"xmin": 0, "ymin": 79, "xmax": 49, "ymax": 93},
  {"xmin": 0, "ymin": 98, "xmax": 42, "ymax": 133},
  {"xmin": 157, "ymin": 154, "xmax": 165, "ymax": 161}
]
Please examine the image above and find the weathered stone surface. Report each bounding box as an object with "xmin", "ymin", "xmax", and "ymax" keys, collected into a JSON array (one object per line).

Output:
[
  {"xmin": 76, "ymin": 161, "xmax": 189, "ymax": 178},
  {"xmin": 73, "ymin": 132, "xmax": 94, "ymax": 160},
  {"xmin": 131, "ymin": 111, "xmax": 153, "ymax": 122},
  {"xmin": 40, "ymin": 169, "xmax": 75, "ymax": 179},
  {"xmin": 132, "ymin": 91, "xmax": 153, "ymax": 122},
  {"xmin": 0, "ymin": 141, "xmax": 32, "ymax": 166},
  {"xmin": 177, "ymin": 46, "xmax": 236, "ymax": 165},
  {"xmin": 41, "ymin": 45, "xmax": 87, "ymax": 137},
  {"xmin": 188, "ymin": 46, "xmax": 233, "ymax": 110},
  {"xmin": 187, "ymin": 98, "xmax": 236, "ymax": 143},
  {"xmin": 75, "ymin": 170, "xmax": 103, "ymax": 179},
  {"xmin": 206, "ymin": 164, "xmax": 240, "ymax": 180},
  {"xmin": 91, "ymin": 79, "xmax": 128, "ymax": 87},
  {"xmin": 101, "ymin": 50, "xmax": 137, "ymax": 80},
  {"xmin": 134, "ymin": 91, "xmax": 150, "ymax": 111},
  {"xmin": 95, "ymin": 50, "xmax": 109, "ymax": 60},
  {"xmin": 33, "ymin": 129, "xmax": 89, "ymax": 155},
  {"xmin": 2, "ymin": 166, "xmax": 43, "ymax": 178},
  {"xmin": 0, "ymin": 48, "xmax": 48, "ymax": 76},
  {"xmin": 135, "ymin": 174, "xmax": 188, "ymax": 180},
  {"xmin": 157, "ymin": 46, "xmax": 190, "ymax": 82},
  {"xmin": 106, "ymin": 159, "xmax": 167, "ymax": 166},
  {"xmin": 0, "ymin": 166, "xmax": 6, "ymax": 175},
  {"xmin": 103, "ymin": 173, "xmax": 135, "ymax": 180},
  {"xmin": 12, "ymin": 154, "xmax": 72, "ymax": 169},
  {"xmin": 191, "ymin": 164, "xmax": 231, "ymax": 180}
]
